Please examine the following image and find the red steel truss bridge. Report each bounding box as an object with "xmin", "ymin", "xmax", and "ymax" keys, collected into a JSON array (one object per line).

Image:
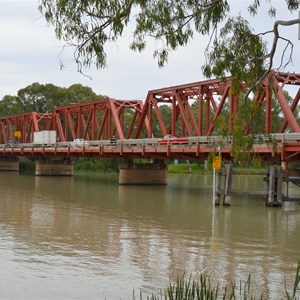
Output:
[{"xmin": 0, "ymin": 71, "xmax": 300, "ymax": 162}]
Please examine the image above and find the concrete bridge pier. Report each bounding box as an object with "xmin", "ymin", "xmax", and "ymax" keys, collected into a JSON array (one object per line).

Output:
[
  {"xmin": 0, "ymin": 156, "xmax": 19, "ymax": 171},
  {"xmin": 266, "ymin": 165, "xmax": 283, "ymax": 206},
  {"xmin": 118, "ymin": 160, "xmax": 167, "ymax": 185},
  {"xmin": 35, "ymin": 158, "xmax": 73, "ymax": 176}
]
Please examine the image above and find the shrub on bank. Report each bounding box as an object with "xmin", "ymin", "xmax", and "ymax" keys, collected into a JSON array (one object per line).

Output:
[
  {"xmin": 73, "ymin": 157, "xmax": 120, "ymax": 172},
  {"xmin": 19, "ymin": 159, "xmax": 35, "ymax": 172},
  {"xmin": 135, "ymin": 264, "xmax": 300, "ymax": 299}
]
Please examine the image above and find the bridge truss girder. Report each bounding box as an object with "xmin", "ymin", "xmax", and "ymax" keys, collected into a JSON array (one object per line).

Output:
[
  {"xmin": 134, "ymin": 71, "xmax": 300, "ymax": 139},
  {"xmin": 0, "ymin": 112, "xmax": 52, "ymax": 143},
  {"xmin": 50, "ymin": 98, "xmax": 147, "ymax": 142}
]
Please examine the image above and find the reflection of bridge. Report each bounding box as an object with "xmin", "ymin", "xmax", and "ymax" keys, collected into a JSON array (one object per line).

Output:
[{"xmin": 0, "ymin": 71, "xmax": 299, "ymax": 199}]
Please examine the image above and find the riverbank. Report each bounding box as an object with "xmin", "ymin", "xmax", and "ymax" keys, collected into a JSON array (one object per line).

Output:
[
  {"xmin": 166, "ymin": 163, "xmax": 266, "ymax": 175},
  {"xmin": 19, "ymin": 159, "xmax": 268, "ymax": 175}
]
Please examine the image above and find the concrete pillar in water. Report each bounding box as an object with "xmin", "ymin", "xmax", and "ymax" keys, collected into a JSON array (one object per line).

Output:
[
  {"xmin": 223, "ymin": 163, "xmax": 233, "ymax": 206},
  {"xmin": 214, "ymin": 170, "xmax": 222, "ymax": 205},
  {"xmin": 118, "ymin": 160, "xmax": 167, "ymax": 185},
  {"xmin": 35, "ymin": 158, "xmax": 73, "ymax": 176},
  {"xmin": 0, "ymin": 156, "xmax": 19, "ymax": 171}
]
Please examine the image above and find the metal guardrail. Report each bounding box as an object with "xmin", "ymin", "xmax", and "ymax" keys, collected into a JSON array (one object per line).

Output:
[{"xmin": 0, "ymin": 133, "xmax": 299, "ymax": 150}]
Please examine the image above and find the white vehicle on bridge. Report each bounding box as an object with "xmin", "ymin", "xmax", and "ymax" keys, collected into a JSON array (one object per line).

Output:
[{"xmin": 71, "ymin": 138, "xmax": 89, "ymax": 148}]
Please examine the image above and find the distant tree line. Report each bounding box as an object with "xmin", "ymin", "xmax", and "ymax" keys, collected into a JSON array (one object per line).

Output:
[{"xmin": 0, "ymin": 82, "xmax": 106, "ymax": 117}]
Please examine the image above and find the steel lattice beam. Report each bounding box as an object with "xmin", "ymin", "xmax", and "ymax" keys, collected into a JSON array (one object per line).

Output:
[
  {"xmin": 50, "ymin": 98, "xmax": 146, "ymax": 142},
  {"xmin": 0, "ymin": 112, "xmax": 52, "ymax": 143},
  {"xmin": 134, "ymin": 71, "xmax": 300, "ymax": 139}
]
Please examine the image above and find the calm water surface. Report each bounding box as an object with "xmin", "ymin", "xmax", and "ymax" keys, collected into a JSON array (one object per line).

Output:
[{"xmin": 0, "ymin": 171, "xmax": 300, "ymax": 299}]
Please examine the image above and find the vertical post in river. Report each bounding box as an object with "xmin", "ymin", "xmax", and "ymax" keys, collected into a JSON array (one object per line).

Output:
[
  {"xmin": 223, "ymin": 163, "xmax": 233, "ymax": 206},
  {"xmin": 267, "ymin": 166, "xmax": 276, "ymax": 206},
  {"xmin": 275, "ymin": 166, "xmax": 283, "ymax": 206},
  {"xmin": 214, "ymin": 170, "xmax": 222, "ymax": 205},
  {"xmin": 266, "ymin": 165, "xmax": 283, "ymax": 207}
]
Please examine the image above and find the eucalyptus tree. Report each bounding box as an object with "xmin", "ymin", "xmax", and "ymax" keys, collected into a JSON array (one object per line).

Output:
[
  {"xmin": 0, "ymin": 83, "xmax": 105, "ymax": 116},
  {"xmin": 16, "ymin": 83, "xmax": 69, "ymax": 113},
  {"xmin": 67, "ymin": 84, "xmax": 104, "ymax": 103},
  {"xmin": 0, "ymin": 95, "xmax": 24, "ymax": 117},
  {"xmin": 38, "ymin": 0, "xmax": 300, "ymax": 84}
]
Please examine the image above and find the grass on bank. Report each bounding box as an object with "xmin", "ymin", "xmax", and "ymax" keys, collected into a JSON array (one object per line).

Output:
[
  {"xmin": 166, "ymin": 162, "xmax": 266, "ymax": 174},
  {"xmin": 134, "ymin": 264, "xmax": 300, "ymax": 299},
  {"xmin": 167, "ymin": 162, "xmax": 206, "ymax": 174}
]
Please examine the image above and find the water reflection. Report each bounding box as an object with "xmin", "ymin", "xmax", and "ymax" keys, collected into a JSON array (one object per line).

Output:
[{"xmin": 0, "ymin": 172, "xmax": 299, "ymax": 298}]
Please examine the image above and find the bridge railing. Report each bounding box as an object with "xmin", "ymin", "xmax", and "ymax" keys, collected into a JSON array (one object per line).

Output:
[{"xmin": 0, "ymin": 133, "xmax": 299, "ymax": 150}]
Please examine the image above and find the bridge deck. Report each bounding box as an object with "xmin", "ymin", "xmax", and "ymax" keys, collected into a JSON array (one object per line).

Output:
[{"xmin": 0, "ymin": 134, "xmax": 300, "ymax": 161}]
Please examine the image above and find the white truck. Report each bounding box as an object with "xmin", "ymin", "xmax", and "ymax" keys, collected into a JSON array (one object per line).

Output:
[{"xmin": 33, "ymin": 130, "xmax": 57, "ymax": 146}]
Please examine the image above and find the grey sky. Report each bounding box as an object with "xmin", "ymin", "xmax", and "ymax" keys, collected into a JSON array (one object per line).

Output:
[{"xmin": 0, "ymin": 0, "xmax": 299, "ymax": 101}]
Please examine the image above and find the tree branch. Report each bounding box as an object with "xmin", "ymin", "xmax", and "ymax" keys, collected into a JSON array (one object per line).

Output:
[{"xmin": 244, "ymin": 17, "xmax": 300, "ymax": 101}]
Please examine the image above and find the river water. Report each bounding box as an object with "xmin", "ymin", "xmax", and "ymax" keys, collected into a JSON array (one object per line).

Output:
[{"xmin": 0, "ymin": 171, "xmax": 300, "ymax": 299}]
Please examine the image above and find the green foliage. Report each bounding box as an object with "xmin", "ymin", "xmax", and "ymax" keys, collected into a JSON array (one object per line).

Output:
[
  {"xmin": 167, "ymin": 162, "xmax": 207, "ymax": 174},
  {"xmin": 0, "ymin": 95, "xmax": 23, "ymax": 116},
  {"xmin": 19, "ymin": 159, "xmax": 35, "ymax": 173},
  {"xmin": 38, "ymin": 0, "xmax": 299, "ymax": 78},
  {"xmin": 66, "ymin": 84, "xmax": 105, "ymax": 103},
  {"xmin": 136, "ymin": 273, "xmax": 265, "ymax": 299},
  {"xmin": 213, "ymin": 94, "xmax": 268, "ymax": 164},
  {"xmin": 202, "ymin": 16, "xmax": 266, "ymax": 84},
  {"xmin": 133, "ymin": 265, "xmax": 300, "ymax": 299},
  {"xmin": 285, "ymin": 261, "xmax": 300, "ymax": 300},
  {"xmin": 0, "ymin": 82, "xmax": 105, "ymax": 116},
  {"xmin": 73, "ymin": 157, "xmax": 120, "ymax": 173},
  {"xmin": 16, "ymin": 83, "xmax": 69, "ymax": 113}
]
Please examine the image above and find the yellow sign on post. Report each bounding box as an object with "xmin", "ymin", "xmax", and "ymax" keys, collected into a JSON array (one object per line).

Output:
[
  {"xmin": 14, "ymin": 131, "xmax": 21, "ymax": 138},
  {"xmin": 212, "ymin": 156, "xmax": 221, "ymax": 169}
]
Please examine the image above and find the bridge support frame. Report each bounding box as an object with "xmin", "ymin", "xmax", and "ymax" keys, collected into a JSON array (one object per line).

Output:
[{"xmin": 119, "ymin": 160, "xmax": 167, "ymax": 185}]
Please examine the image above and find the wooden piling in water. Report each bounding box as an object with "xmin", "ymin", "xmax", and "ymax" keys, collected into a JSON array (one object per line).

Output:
[
  {"xmin": 214, "ymin": 170, "xmax": 222, "ymax": 206},
  {"xmin": 212, "ymin": 164, "xmax": 285, "ymax": 207},
  {"xmin": 266, "ymin": 166, "xmax": 282, "ymax": 207},
  {"xmin": 223, "ymin": 163, "xmax": 233, "ymax": 206},
  {"xmin": 213, "ymin": 163, "xmax": 232, "ymax": 206},
  {"xmin": 275, "ymin": 166, "xmax": 283, "ymax": 206}
]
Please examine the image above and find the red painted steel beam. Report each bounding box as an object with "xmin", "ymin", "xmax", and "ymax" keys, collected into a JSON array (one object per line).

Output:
[
  {"xmin": 135, "ymin": 77, "xmax": 234, "ymax": 138},
  {"xmin": 279, "ymin": 88, "xmax": 300, "ymax": 133},
  {"xmin": 51, "ymin": 98, "xmax": 147, "ymax": 141},
  {"xmin": 0, "ymin": 112, "xmax": 52, "ymax": 143},
  {"xmin": 134, "ymin": 71, "xmax": 300, "ymax": 139},
  {"xmin": 207, "ymin": 83, "xmax": 231, "ymax": 136},
  {"xmin": 271, "ymin": 74, "xmax": 300, "ymax": 132}
]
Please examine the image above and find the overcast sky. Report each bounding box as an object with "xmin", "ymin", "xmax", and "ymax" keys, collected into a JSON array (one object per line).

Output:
[{"xmin": 0, "ymin": 0, "xmax": 299, "ymax": 101}]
